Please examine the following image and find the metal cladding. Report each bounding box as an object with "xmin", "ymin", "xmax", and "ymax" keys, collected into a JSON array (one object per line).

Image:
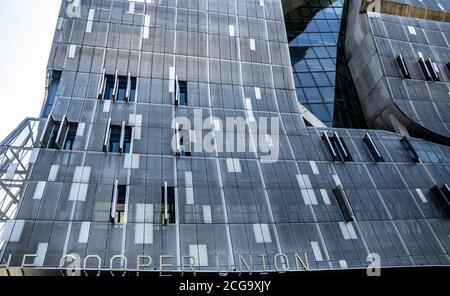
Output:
[{"xmin": 0, "ymin": 0, "xmax": 449, "ymax": 274}]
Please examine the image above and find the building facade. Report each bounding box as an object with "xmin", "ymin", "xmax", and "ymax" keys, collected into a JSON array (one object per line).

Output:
[
  {"xmin": 0, "ymin": 0, "xmax": 449, "ymax": 275},
  {"xmin": 346, "ymin": 0, "xmax": 450, "ymax": 144}
]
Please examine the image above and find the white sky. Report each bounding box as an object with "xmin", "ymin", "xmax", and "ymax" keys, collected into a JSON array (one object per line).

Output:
[{"xmin": 0, "ymin": 0, "xmax": 61, "ymax": 140}]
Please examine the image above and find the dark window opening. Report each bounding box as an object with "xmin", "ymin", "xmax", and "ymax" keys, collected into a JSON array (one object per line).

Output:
[
  {"xmin": 129, "ymin": 76, "xmax": 137, "ymax": 102},
  {"xmin": 363, "ymin": 133, "xmax": 384, "ymax": 162},
  {"xmin": 322, "ymin": 132, "xmax": 340, "ymax": 161},
  {"xmin": 425, "ymin": 59, "xmax": 440, "ymax": 81},
  {"xmin": 178, "ymin": 81, "xmax": 188, "ymax": 106},
  {"xmin": 111, "ymin": 183, "xmax": 127, "ymax": 223},
  {"xmin": 63, "ymin": 123, "xmax": 78, "ymax": 151},
  {"xmin": 42, "ymin": 70, "xmax": 61, "ymax": 118},
  {"xmin": 123, "ymin": 126, "xmax": 132, "ymax": 153},
  {"xmin": 162, "ymin": 185, "xmax": 175, "ymax": 224},
  {"xmin": 117, "ymin": 76, "xmax": 128, "ymax": 101},
  {"xmin": 103, "ymin": 75, "xmax": 115, "ymax": 101},
  {"xmin": 332, "ymin": 185, "xmax": 355, "ymax": 222},
  {"xmin": 430, "ymin": 184, "xmax": 450, "ymax": 218},
  {"xmin": 418, "ymin": 58, "xmax": 432, "ymax": 81},
  {"xmin": 396, "ymin": 55, "xmax": 410, "ymax": 79},
  {"xmin": 102, "ymin": 74, "xmax": 136, "ymax": 102},
  {"xmin": 332, "ymin": 133, "xmax": 353, "ymax": 162},
  {"xmin": 109, "ymin": 125, "xmax": 122, "ymax": 153},
  {"xmin": 104, "ymin": 122, "xmax": 133, "ymax": 154},
  {"xmin": 322, "ymin": 132, "xmax": 352, "ymax": 162},
  {"xmin": 40, "ymin": 116, "xmax": 79, "ymax": 150},
  {"xmin": 47, "ymin": 121, "xmax": 61, "ymax": 149},
  {"xmin": 303, "ymin": 118, "xmax": 313, "ymax": 127}
]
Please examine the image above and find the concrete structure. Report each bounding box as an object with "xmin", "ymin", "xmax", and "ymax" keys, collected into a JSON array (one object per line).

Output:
[{"xmin": 0, "ymin": 0, "xmax": 449, "ymax": 275}]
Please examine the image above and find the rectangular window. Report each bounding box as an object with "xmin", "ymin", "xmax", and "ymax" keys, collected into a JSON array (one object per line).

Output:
[
  {"xmin": 63, "ymin": 123, "xmax": 78, "ymax": 150},
  {"xmin": 100, "ymin": 71, "xmax": 136, "ymax": 102},
  {"xmin": 42, "ymin": 70, "xmax": 61, "ymax": 118},
  {"xmin": 47, "ymin": 121, "xmax": 61, "ymax": 149},
  {"xmin": 425, "ymin": 59, "xmax": 439, "ymax": 81},
  {"xmin": 332, "ymin": 185, "xmax": 355, "ymax": 222},
  {"xmin": 123, "ymin": 126, "xmax": 132, "ymax": 153},
  {"xmin": 418, "ymin": 58, "xmax": 432, "ymax": 81},
  {"xmin": 104, "ymin": 121, "xmax": 133, "ymax": 153},
  {"xmin": 117, "ymin": 76, "xmax": 128, "ymax": 101},
  {"xmin": 40, "ymin": 115, "xmax": 78, "ymax": 150},
  {"xmin": 109, "ymin": 125, "xmax": 122, "ymax": 153},
  {"xmin": 128, "ymin": 76, "xmax": 137, "ymax": 102},
  {"xmin": 322, "ymin": 132, "xmax": 352, "ymax": 162},
  {"xmin": 103, "ymin": 74, "xmax": 116, "ymax": 100},
  {"xmin": 162, "ymin": 184, "xmax": 176, "ymax": 224},
  {"xmin": 179, "ymin": 81, "xmax": 188, "ymax": 106},
  {"xmin": 396, "ymin": 55, "xmax": 410, "ymax": 79},
  {"xmin": 175, "ymin": 78, "xmax": 188, "ymax": 106},
  {"xmin": 111, "ymin": 181, "xmax": 127, "ymax": 223},
  {"xmin": 322, "ymin": 132, "xmax": 340, "ymax": 161},
  {"xmin": 332, "ymin": 132, "xmax": 352, "ymax": 162},
  {"xmin": 431, "ymin": 184, "xmax": 450, "ymax": 218},
  {"xmin": 363, "ymin": 133, "xmax": 384, "ymax": 162}
]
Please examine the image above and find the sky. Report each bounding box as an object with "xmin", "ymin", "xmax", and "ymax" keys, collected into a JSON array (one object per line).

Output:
[{"xmin": 0, "ymin": 0, "xmax": 61, "ymax": 140}]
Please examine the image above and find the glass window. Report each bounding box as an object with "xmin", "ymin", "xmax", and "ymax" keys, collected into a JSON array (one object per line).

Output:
[
  {"xmin": 104, "ymin": 75, "xmax": 115, "ymax": 100},
  {"xmin": 124, "ymin": 126, "xmax": 132, "ymax": 153},
  {"xmin": 162, "ymin": 186, "xmax": 176, "ymax": 224},
  {"xmin": 179, "ymin": 80, "xmax": 188, "ymax": 105},
  {"xmin": 42, "ymin": 70, "xmax": 61, "ymax": 117},
  {"xmin": 109, "ymin": 125, "xmax": 121, "ymax": 153},
  {"xmin": 47, "ymin": 121, "xmax": 61, "ymax": 149},
  {"xmin": 63, "ymin": 123, "xmax": 78, "ymax": 150}
]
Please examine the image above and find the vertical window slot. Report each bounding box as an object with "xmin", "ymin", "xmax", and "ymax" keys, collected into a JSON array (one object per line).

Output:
[
  {"xmin": 431, "ymin": 185, "xmax": 450, "ymax": 218},
  {"xmin": 363, "ymin": 133, "xmax": 384, "ymax": 162},
  {"xmin": 63, "ymin": 123, "xmax": 78, "ymax": 150},
  {"xmin": 179, "ymin": 81, "xmax": 188, "ymax": 106},
  {"xmin": 425, "ymin": 59, "xmax": 440, "ymax": 81},
  {"xmin": 332, "ymin": 185, "xmax": 355, "ymax": 222},
  {"xmin": 418, "ymin": 58, "xmax": 432, "ymax": 81},
  {"xmin": 43, "ymin": 70, "xmax": 61, "ymax": 117},
  {"xmin": 332, "ymin": 132, "xmax": 352, "ymax": 162},
  {"xmin": 109, "ymin": 125, "xmax": 122, "ymax": 153},
  {"xmin": 55, "ymin": 116, "xmax": 69, "ymax": 149},
  {"xmin": 322, "ymin": 132, "xmax": 340, "ymax": 161},
  {"xmin": 103, "ymin": 74, "xmax": 115, "ymax": 100},
  {"xmin": 396, "ymin": 55, "xmax": 410, "ymax": 79},
  {"xmin": 40, "ymin": 116, "xmax": 55, "ymax": 148},
  {"xmin": 111, "ymin": 180, "xmax": 127, "ymax": 223},
  {"xmin": 162, "ymin": 182, "xmax": 176, "ymax": 224}
]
